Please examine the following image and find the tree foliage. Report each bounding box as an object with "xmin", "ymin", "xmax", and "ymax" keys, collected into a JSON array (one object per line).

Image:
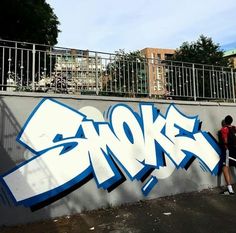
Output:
[
  {"xmin": 173, "ymin": 35, "xmax": 228, "ymax": 66},
  {"xmin": 103, "ymin": 50, "xmax": 148, "ymax": 96},
  {"xmin": 168, "ymin": 35, "xmax": 232, "ymax": 99},
  {"xmin": 0, "ymin": 0, "xmax": 60, "ymax": 45}
]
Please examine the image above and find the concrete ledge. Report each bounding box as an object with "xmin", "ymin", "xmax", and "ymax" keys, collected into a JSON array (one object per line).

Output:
[
  {"xmin": 218, "ymin": 102, "xmax": 236, "ymax": 106},
  {"xmin": 0, "ymin": 91, "xmax": 233, "ymax": 107}
]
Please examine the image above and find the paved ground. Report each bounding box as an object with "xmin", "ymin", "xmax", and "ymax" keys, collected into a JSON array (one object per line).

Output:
[{"xmin": 1, "ymin": 186, "xmax": 236, "ymax": 233}]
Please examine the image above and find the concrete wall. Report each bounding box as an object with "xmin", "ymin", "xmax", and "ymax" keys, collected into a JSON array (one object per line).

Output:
[{"xmin": 0, "ymin": 92, "xmax": 235, "ymax": 226}]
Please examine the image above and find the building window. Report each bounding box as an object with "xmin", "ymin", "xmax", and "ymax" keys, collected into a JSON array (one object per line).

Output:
[
  {"xmin": 151, "ymin": 53, "xmax": 154, "ymax": 64},
  {"xmin": 165, "ymin": 53, "xmax": 174, "ymax": 60}
]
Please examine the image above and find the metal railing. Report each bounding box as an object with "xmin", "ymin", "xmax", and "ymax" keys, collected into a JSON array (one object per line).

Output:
[
  {"xmin": 157, "ymin": 60, "xmax": 236, "ymax": 102},
  {"xmin": 0, "ymin": 39, "xmax": 235, "ymax": 102}
]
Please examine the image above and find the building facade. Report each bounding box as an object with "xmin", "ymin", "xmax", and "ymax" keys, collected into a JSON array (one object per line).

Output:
[
  {"xmin": 224, "ymin": 49, "xmax": 236, "ymax": 68},
  {"xmin": 54, "ymin": 49, "xmax": 103, "ymax": 93},
  {"xmin": 140, "ymin": 48, "xmax": 175, "ymax": 96}
]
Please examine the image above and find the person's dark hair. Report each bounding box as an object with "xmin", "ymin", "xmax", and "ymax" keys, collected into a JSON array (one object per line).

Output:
[{"xmin": 224, "ymin": 115, "xmax": 233, "ymax": 125}]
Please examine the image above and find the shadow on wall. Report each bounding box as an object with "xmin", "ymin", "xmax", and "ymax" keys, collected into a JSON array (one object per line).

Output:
[
  {"xmin": 0, "ymin": 96, "xmax": 60, "ymax": 228},
  {"xmin": 0, "ymin": 96, "xmax": 127, "ymax": 227}
]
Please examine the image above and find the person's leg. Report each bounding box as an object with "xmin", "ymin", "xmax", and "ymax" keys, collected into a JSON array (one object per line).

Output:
[
  {"xmin": 222, "ymin": 166, "xmax": 231, "ymax": 185},
  {"xmin": 222, "ymin": 165, "xmax": 234, "ymax": 193},
  {"xmin": 220, "ymin": 150, "xmax": 234, "ymax": 195},
  {"xmin": 228, "ymin": 149, "xmax": 236, "ymax": 193}
]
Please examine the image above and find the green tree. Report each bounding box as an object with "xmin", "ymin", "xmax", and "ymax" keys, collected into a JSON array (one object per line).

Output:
[
  {"xmin": 173, "ymin": 35, "xmax": 228, "ymax": 66},
  {"xmin": 0, "ymin": 0, "xmax": 60, "ymax": 45},
  {"xmin": 0, "ymin": 0, "xmax": 60, "ymax": 90},
  {"xmin": 167, "ymin": 35, "xmax": 231, "ymax": 99}
]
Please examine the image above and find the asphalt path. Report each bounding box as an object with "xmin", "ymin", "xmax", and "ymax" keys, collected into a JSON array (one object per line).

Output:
[{"xmin": 1, "ymin": 185, "xmax": 236, "ymax": 233}]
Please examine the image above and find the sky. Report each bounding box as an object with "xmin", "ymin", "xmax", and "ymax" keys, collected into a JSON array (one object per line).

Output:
[{"xmin": 47, "ymin": 0, "xmax": 236, "ymax": 53}]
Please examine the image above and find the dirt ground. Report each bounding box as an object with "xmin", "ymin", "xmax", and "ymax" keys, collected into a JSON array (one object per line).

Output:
[{"xmin": 1, "ymin": 186, "xmax": 236, "ymax": 233}]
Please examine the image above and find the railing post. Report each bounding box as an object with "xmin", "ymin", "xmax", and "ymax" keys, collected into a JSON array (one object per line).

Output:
[
  {"xmin": 14, "ymin": 42, "xmax": 17, "ymax": 86},
  {"xmin": 95, "ymin": 52, "xmax": 99, "ymax": 95},
  {"xmin": 49, "ymin": 47, "xmax": 52, "ymax": 80},
  {"xmin": 1, "ymin": 47, "xmax": 4, "ymax": 90},
  {"xmin": 192, "ymin": 63, "xmax": 197, "ymax": 101},
  {"xmin": 147, "ymin": 58, "xmax": 151, "ymax": 98},
  {"xmin": 8, "ymin": 49, "xmax": 11, "ymax": 81},
  {"xmin": 231, "ymin": 68, "xmax": 235, "ymax": 103},
  {"xmin": 32, "ymin": 44, "xmax": 36, "ymax": 91}
]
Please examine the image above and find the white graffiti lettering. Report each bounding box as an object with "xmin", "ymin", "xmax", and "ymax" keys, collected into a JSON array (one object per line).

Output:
[{"xmin": 1, "ymin": 98, "xmax": 221, "ymax": 207}]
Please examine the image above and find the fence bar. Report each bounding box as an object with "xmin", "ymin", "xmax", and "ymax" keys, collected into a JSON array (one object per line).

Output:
[
  {"xmin": 32, "ymin": 44, "xmax": 36, "ymax": 91},
  {"xmin": 192, "ymin": 64, "xmax": 197, "ymax": 101},
  {"xmin": 231, "ymin": 68, "xmax": 235, "ymax": 103},
  {"xmin": 1, "ymin": 47, "xmax": 5, "ymax": 90},
  {"xmin": 14, "ymin": 42, "xmax": 17, "ymax": 85},
  {"xmin": 95, "ymin": 52, "xmax": 99, "ymax": 95}
]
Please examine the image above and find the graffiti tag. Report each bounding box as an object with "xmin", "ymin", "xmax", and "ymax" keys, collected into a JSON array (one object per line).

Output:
[{"xmin": 1, "ymin": 98, "xmax": 220, "ymax": 207}]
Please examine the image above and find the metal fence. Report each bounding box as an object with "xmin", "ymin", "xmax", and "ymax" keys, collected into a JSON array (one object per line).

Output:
[{"xmin": 0, "ymin": 39, "xmax": 235, "ymax": 102}]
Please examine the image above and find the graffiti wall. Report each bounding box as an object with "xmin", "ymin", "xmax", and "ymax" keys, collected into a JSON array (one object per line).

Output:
[{"xmin": 0, "ymin": 94, "xmax": 234, "ymax": 226}]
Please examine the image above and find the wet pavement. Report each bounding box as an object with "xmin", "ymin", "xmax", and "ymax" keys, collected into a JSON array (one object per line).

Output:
[{"xmin": 1, "ymin": 185, "xmax": 236, "ymax": 233}]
